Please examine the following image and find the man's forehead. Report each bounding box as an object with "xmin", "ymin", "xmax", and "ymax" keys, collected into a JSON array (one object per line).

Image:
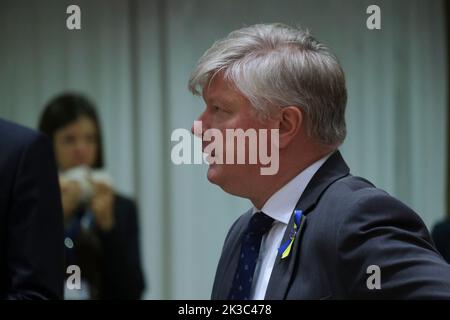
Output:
[{"xmin": 202, "ymin": 75, "xmax": 243, "ymax": 104}]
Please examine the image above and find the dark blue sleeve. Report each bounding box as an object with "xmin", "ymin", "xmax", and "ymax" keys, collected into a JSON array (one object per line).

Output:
[
  {"xmin": 96, "ymin": 196, "xmax": 145, "ymax": 299},
  {"xmin": 431, "ymin": 220, "xmax": 450, "ymax": 264},
  {"xmin": 336, "ymin": 190, "xmax": 450, "ymax": 299},
  {"xmin": 6, "ymin": 132, "xmax": 64, "ymax": 300}
]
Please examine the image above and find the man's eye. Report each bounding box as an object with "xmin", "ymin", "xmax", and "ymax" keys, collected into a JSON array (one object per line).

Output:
[{"xmin": 213, "ymin": 106, "xmax": 228, "ymax": 113}]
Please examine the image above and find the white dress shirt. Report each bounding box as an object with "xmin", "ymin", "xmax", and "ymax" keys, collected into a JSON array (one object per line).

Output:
[{"xmin": 250, "ymin": 153, "xmax": 332, "ymax": 300}]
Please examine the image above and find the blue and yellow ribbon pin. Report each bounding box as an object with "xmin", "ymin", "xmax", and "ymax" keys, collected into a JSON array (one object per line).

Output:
[{"xmin": 278, "ymin": 210, "xmax": 303, "ymax": 259}]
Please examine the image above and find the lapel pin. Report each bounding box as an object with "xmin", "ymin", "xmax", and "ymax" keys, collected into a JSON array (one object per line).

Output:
[{"xmin": 278, "ymin": 210, "xmax": 303, "ymax": 259}]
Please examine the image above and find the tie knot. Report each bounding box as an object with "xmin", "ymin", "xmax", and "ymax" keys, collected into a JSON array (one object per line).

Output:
[{"xmin": 246, "ymin": 212, "xmax": 274, "ymax": 237}]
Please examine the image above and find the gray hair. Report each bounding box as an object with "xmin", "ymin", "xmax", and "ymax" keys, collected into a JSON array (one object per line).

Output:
[{"xmin": 188, "ymin": 23, "xmax": 347, "ymax": 146}]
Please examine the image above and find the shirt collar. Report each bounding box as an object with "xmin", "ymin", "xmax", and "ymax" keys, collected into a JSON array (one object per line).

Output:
[{"xmin": 252, "ymin": 153, "xmax": 333, "ymax": 225}]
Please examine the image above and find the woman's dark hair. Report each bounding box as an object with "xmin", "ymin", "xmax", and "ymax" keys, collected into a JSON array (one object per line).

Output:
[{"xmin": 38, "ymin": 92, "xmax": 104, "ymax": 168}]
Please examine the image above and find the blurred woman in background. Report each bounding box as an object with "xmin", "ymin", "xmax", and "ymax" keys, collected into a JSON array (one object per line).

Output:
[{"xmin": 39, "ymin": 93, "xmax": 145, "ymax": 299}]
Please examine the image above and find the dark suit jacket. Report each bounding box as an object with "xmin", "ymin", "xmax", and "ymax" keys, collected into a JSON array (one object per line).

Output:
[
  {"xmin": 0, "ymin": 118, "xmax": 64, "ymax": 299},
  {"xmin": 212, "ymin": 151, "xmax": 450, "ymax": 299},
  {"xmin": 432, "ymin": 220, "xmax": 450, "ymax": 264},
  {"xmin": 97, "ymin": 195, "xmax": 145, "ymax": 299},
  {"xmin": 65, "ymin": 194, "xmax": 145, "ymax": 299}
]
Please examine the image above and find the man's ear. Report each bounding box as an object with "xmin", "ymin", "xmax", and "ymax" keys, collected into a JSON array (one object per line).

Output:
[{"xmin": 278, "ymin": 106, "xmax": 303, "ymax": 149}]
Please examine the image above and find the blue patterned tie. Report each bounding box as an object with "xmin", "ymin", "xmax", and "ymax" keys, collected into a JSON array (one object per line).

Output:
[{"xmin": 228, "ymin": 212, "xmax": 274, "ymax": 300}]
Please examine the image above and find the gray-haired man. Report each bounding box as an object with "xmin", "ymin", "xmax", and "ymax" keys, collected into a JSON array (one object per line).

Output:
[{"xmin": 189, "ymin": 23, "xmax": 450, "ymax": 299}]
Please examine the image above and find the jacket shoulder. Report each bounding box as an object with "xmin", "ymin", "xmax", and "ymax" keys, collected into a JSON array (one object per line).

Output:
[
  {"xmin": 114, "ymin": 194, "xmax": 137, "ymax": 211},
  {"xmin": 323, "ymin": 174, "xmax": 408, "ymax": 214},
  {"xmin": 0, "ymin": 118, "xmax": 44, "ymax": 144},
  {"xmin": 0, "ymin": 118, "xmax": 50, "ymax": 160}
]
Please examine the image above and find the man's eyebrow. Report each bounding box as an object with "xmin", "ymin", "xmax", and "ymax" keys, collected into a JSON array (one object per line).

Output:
[{"xmin": 204, "ymin": 94, "xmax": 236, "ymax": 107}]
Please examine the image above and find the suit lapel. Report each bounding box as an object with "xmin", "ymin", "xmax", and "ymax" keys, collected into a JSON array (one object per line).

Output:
[
  {"xmin": 264, "ymin": 213, "xmax": 307, "ymax": 299},
  {"xmin": 215, "ymin": 211, "xmax": 252, "ymax": 299},
  {"xmin": 264, "ymin": 150, "xmax": 350, "ymax": 299}
]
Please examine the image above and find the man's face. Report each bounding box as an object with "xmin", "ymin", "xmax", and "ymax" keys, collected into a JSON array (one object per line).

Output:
[{"xmin": 191, "ymin": 74, "xmax": 276, "ymax": 197}]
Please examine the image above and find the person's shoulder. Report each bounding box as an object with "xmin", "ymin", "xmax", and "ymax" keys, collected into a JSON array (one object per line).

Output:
[
  {"xmin": 331, "ymin": 174, "xmax": 376, "ymax": 193},
  {"xmin": 325, "ymin": 174, "xmax": 391, "ymax": 205},
  {"xmin": 114, "ymin": 193, "xmax": 136, "ymax": 209},
  {"xmin": 432, "ymin": 218, "xmax": 450, "ymax": 238},
  {"xmin": 113, "ymin": 193, "xmax": 138, "ymax": 219},
  {"xmin": 111, "ymin": 194, "xmax": 140, "ymax": 233},
  {"xmin": 0, "ymin": 119, "xmax": 52, "ymax": 171},
  {"xmin": 0, "ymin": 118, "xmax": 47, "ymax": 151},
  {"xmin": 321, "ymin": 174, "xmax": 427, "ymax": 234},
  {"xmin": 320, "ymin": 174, "xmax": 422, "ymax": 222}
]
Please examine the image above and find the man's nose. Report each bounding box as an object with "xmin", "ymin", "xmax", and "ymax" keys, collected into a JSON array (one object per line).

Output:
[{"xmin": 191, "ymin": 112, "xmax": 209, "ymax": 138}]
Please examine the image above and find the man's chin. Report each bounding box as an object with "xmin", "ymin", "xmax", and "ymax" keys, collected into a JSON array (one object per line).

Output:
[
  {"xmin": 206, "ymin": 163, "xmax": 221, "ymax": 185},
  {"xmin": 207, "ymin": 163, "xmax": 234, "ymax": 191},
  {"xmin": 206, "ymin": 164, "xmax": 242, "ymax": 197}
]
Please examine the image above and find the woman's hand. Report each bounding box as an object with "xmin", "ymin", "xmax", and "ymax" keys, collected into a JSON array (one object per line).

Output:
[
  {"xmin": 90, "ymin": 180, "xmax": 115, "ymax": 231},
  {"xmin": 59, "ymin": 177, "xmax": 82, "ymax": 220}
]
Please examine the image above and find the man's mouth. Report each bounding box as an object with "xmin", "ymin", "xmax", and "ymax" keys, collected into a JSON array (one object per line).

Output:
[{"xmin": 202, "ymin": 141, "xmax": 215, "ymax": 156}]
